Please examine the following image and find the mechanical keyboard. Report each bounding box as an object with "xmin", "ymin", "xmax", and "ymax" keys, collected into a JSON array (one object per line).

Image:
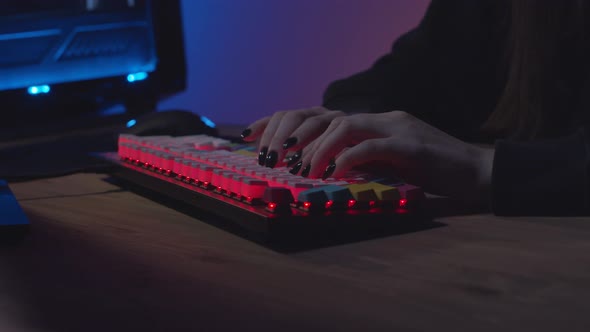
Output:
[{"xmin": 101, "ymin": 134, "xmax": 428, "ymax": 242}]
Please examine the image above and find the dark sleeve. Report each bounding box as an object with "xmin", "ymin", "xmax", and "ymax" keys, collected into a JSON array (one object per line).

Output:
[
  {"xmin": 322, "ymin": 0, "xmax": 506, "ymax": 141},
  {"xmin": 322, "ymin": 1, "xmax": 442, "ymax": 114},
  {"xmin": 491, "ymin": 128, "xmax": 590, "ymax": 216}
]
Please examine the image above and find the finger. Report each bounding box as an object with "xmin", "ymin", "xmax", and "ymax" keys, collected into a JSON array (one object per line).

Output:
[
  {"xmin": 329, "ymin": 138, "xmax": 401, "ymax": 179},
  {"xmin": 283, "ymin": 110, "xmax": 346, "ymax": 152},
  {"xmin": 293, "ymin": 115, "xmax": 347, "ymax": 175},
  {"xmin": 308, "ymin": 118, "xmax": 379, "ymax": 178},
  {"xmin": 288, "ymin": 140, "xmax": 316, "ymax": 175},
  {"xmin": 265, "ymin": 108, "xmax": 325, "ymax": 168},
  {"xmin": 256, "ymin": 111, "xmax": 288, "ymax": 165},
  {"xmin": 241, "ymin": 116, "xmax": 271, "ymax": 142}
]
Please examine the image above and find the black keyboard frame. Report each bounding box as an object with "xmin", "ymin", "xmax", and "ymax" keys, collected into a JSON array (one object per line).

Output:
[{"xmin": 99, "ymin": 152, "xmax": 431, "ymax": 243}]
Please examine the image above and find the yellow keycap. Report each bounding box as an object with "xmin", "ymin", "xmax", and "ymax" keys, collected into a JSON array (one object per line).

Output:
[
  {"xmin": 346, "ymin": 183, "xmax": 378, "ymax": 201},
  {"xmin": 346, "ymin": 183, "xmax": 400, "ymax": 201}
]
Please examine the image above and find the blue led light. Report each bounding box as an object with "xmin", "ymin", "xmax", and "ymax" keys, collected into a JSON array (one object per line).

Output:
[
  {"xmin": 127, "ymin": 72, "xmax": 148, "ymax": 83},
  {"xmin": 126, "ymin": 119, "xmax": 137, "ymax": 128},
  {"xmin": 200, "ymin": 116, "xmax": 216, "ymax": 128},
  {"xmin": 28, "ymin": 85, "xmax": 51, "ymax": 95}
]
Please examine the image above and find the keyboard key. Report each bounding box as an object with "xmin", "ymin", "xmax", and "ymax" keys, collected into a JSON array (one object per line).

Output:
[
  {"xmin": 240, "ymin": 178, "xmax": 269, "ymax": 200},
  {"xmin": 286, "ymin": 181, "xmax": 315, "ymax": 199},
  {"xmin": 358, "ymin": 182, "xmax": 401, "ymax": 201},
  {"xmin": 346, "ymin": 183, "xmax": 379, "ymax": 202},
  {"xmin": 321, "ymin": 185, "xmax": 354, "ymax": 202},
  {"xmin": 397, "ymin": 184, "xmax": 425, "ymax": 201},
  {"xmin": 297, "ymin": 187, "xmax": 329, "ymax": 206},
  {"xmin": 197, "ymin": 165, "xmax": 218, "ymax": 185},
  {"xmin": 263, "ymin": 187, "xmax": 295, "ymax": 208}
]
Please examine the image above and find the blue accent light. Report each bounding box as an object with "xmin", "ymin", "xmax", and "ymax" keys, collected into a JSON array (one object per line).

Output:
[
  {"xmin": 99, "ymin": 104, "xmax": 126, "ymax": 116},
  {"xmin": 127, "ymin": 72, "xmax": 148, "ymax": 83},
  {"xmin": 200, "ymin": 116, "xmax": 216, "ymax": 128},
  {"xmin": 28, "ymin": 85, "xmax": 50, "ymax": 95},
  {"xmin": 126, "ymin": 119, "xmax": 137, "ymax": 128}
]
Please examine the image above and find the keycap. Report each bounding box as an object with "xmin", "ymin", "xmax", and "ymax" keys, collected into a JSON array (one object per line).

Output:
[
  {"xmin": 240, "ymin": 178, "xmax": 269, "ymax": 200},
  {"xmin": 322, "ymin": 185, "xmax": 354, "ymax": 202},
  {"xmin": 263, "ymin": 187, "xmax": 295, "ymax": 209},
  {"xmin": 187, "ymin": 162, "xmax": 202, "ymax": 180},
  {"xmin": 211, "ymin": 169, "xmax": 232, "ymax": 189},
  {"xmin": 346, "ymin": 183, "xmax": 379, "ymax": 202},
  {"xmin": 161, "ymin": 154, "xmax": 176, "ymax": 171},
  {"xmin": 356, "ymin": 182, "xmax": 400, "ymax": 201},
  {"xmin": 397, "ymin": 184, "xmax": 425, "ymax": 201},
  {"xmin": 297, "ymin": 187, "xmax": 329, "ymax": 206},
  {"xmin": 173, "ymin": 158, "xmax": 185, "ymax": 175},
  {"xmin": 286, "ymin": 181, "xmax": 315, "ymax": 199},
  {"xmin": 197, "ymin": 165, "xmax": 218, "ymax": 184}
]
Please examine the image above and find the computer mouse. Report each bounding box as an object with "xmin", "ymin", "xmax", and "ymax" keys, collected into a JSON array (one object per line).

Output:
[{"xmin": 124, "ymin": 110, "xmax": 218, "ymax": 137}]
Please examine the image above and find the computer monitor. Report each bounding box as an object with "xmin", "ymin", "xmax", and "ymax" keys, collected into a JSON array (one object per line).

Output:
[{"xmin": 0, "ymin": 0, "xmax": 186, "ymax": 137}]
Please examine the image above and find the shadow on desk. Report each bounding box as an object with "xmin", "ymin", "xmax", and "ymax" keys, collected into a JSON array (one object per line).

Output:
[{"xmin": 1, "ymin": 211, "xmax": 320, "ymax": 332}]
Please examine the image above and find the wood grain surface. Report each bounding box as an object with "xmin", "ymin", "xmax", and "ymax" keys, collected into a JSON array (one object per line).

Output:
[{"xmin": 2, "ymin": 173, "xmax": 590, "ymax": 332}]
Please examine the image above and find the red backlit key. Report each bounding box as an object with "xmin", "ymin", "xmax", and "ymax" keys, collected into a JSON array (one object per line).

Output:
[
  {"xmin": 150, "ymin": 150, "xmax": 162, "ymax": 168},
  {"xmin": 231, "ymin": 175, "xmax": 246, "ymax": 195},
  {"xmin": 118, "ymin": 134, "xmax": 137, "ymax": 145},
  {"xmin": 240, "ymin": 178, "xmax": 269, "ymax": 200},
  {"xmin": 285, "ymin": 181, "xmax": 315, "ymax": 199},
  {"xmin": 187, "ymin": 162, "xmax": 202, "ymax": 180},
  {"xmin": 212, "ymin": 169, "xmax": 236, "ymax": 190},
  {"xmin": 196, "ymin": 165, "xmax": 217, "ymax": 184},
  {"xmin": 221, "ymin": 172, "xmax": 236, "ymax": 193},
  {"xmin": 161, "ymin": 154, "xmax": 176, "ymax": 172},
  {"xmin": 173, "ymin": 158, "xmax": 185, "ymax": 175},
  {"xmin": 263, "ymin": 187, "xmax": 295, "ymax": 212}
]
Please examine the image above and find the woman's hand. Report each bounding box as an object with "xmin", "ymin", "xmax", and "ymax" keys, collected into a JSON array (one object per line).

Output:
[
  {"xmin": 241, "ymin": 106, "xmax": 345, "ymax": 168},
  {"xmin": 292, "ymin": 111, "xmax": 494, "ymax": 202}
]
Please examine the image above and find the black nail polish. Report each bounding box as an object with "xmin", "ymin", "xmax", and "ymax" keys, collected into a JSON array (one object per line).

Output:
[
  {"xmin": 322, "ymin": 160, "xmax": 336, "ymax": 180},
  {"xmin": 265, "ymin": 151, "xmax": 278, "ymax": 168},
  {"xmin": 287, "ymin": 150, "xmax": 302, "ymax": 166},
  {"xmin": 283, "ymin": 137, "xmax": 298, "ymax": 150},
  {"xmin": 240, "ymin": 128, "xmax": 252, "ymax": 139},
  {"xmin": 258, "ymin": 147, "xmax": 268, "ymax": 166},
  {"xmin": 301, "ymin": 164, "xmax": 311, "ymax": 178},
  {"xmin": 290, "ymin": 161, "xmax": 303, "ymax": 174}
]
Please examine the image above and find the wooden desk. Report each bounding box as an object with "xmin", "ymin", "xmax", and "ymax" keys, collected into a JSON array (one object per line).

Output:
[{"xmin": 3, "ymin": 173, "xmax": 590, "ymax": 331}]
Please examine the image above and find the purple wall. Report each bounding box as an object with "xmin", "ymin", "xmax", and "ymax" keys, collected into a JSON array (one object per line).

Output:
[{"xmin": 159, "ymin": 0, "xmax": 430, "ymax": 125}]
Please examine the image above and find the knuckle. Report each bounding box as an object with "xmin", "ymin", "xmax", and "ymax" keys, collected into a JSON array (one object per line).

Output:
[
  {"xmin": 330, "ymin": 110, "xmax": 346, "ymax": 118},
  {"xmin": 310, "ymin": 106, "xmax": 328, "ymax": 113},
  {"xmin": 273, "ymin": 110, "xmax": 288, "ymax": 118},
  {"xmin": 349, "ymin": 113, "xmax": 370, "ymax": 122},
  {"xmin": 282, "ymin": 111, "xmax": 305, "ymax": 124},
  {"xmin": 338, "ymin": 117, "xmax": 356, "ymax": 131},
  {"xmin": 391, "ymin": 110, "xmax": 409, "ymax": 119}
]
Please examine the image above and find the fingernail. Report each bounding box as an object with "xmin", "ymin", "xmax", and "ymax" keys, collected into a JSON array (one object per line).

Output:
[
  {"xmin": 283, "ymin": 137, "xmax": 298, "ymax": 150},
  {"xmin": 290, "ymin": 161, "xmax": 303, "ymax": 174},
  {"xmin": 287, "ymin": 149, "xmax": 302, "ymax": 166},
  {"xmin": 301, "ymin": 164, "xmax": 311, "ymax": 178},
  {"xmin": 265, "ymin": 151, "xmax": 278, "ymax": 168},
  {"xmin": 258, "ymin": 147, "xmax": 268, "ymax": 166},
  {"xmin": 240, "ymin": 128, "xmax": 252, "ymax": 139},
  {"xmin": 322, "ymin": 160, "xmax": 336, "ymax": 180}
]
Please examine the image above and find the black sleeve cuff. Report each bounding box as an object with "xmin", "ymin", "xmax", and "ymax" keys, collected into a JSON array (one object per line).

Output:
[{"xmin": 491, "ymin": 129, "xmax": 590, "ymax": 216}]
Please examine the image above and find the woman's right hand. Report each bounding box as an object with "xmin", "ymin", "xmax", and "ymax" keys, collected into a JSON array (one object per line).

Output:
[{"xmin": 240, "ymin": 106, "xmax": 346, "ymax": 168}]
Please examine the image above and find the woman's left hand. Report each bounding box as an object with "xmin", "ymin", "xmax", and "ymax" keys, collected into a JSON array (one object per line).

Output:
[{"xmin": 293, "ymin": 111, "xmax": 494, "ymax": 202}]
